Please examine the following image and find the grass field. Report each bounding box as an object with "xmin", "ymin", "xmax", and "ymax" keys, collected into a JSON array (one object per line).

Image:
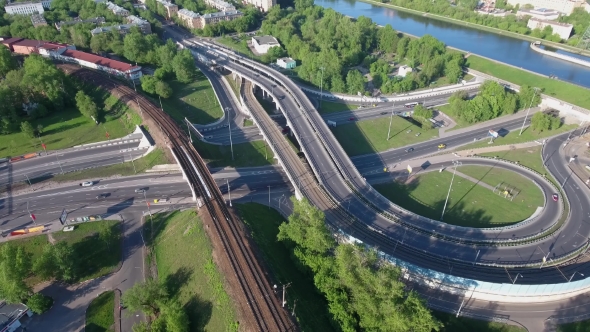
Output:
[
  {"xmin": 478, "ymin": 146, "xmax": 546, "ymax": 175},
  {"xmin": 145, "ymin": 210, "xmax": 238, "ymax": 331},
  {"xmin": 457, "ymin": 165, "xmax": 543, "ymax": 207},
  {"xmin": 558, "ymin": 319, "xmax": 590, "ymax": 332},
  {"xmin": 318, "ymin": 100, "xmax": 358, "ymax": 114},
  {"xmin": 216, "ymin": 36, "xmax": 263, "ymax": 62},
  {"xmin": 434, "ymin": 311, "xmax": 526, "ymax": 332},
  {"xmin": 52, "ymin": 221, "xmax": 121, "ymax": 283},
  {"xmin": 85, "ymin": 291, "xmax": 115, "ymax": 332},
  {"xmin": 236, "ymin": 203, "xmax": 335, "ymax": 332},
  {"xmin": 459, "ymin": 124, "xmax": 576, "ymax": 150},
  {"xmin": 466, "ymin": 56, "xmax": 590, "ymax": 110},
  {"xmin": 0, "ymin": 109, "xmax": 132, "ymax": 159},
  {"xmin": 375, "ymin": 170, "xmax": 536, "ymax": 227},
  {"xmin": 156, "ymin": 75, "xmax": 224, "ymax": 125},
  {"xmin": 194, "ymin": 139, "xmax": 275, "ymax": 168},
  {"xmin": 438, "ymin": 104, "xmax": 478, "ymax": 132},
  {"xmin": 332, "ymin": 116, "xmax": 438, "ymax": 156},
  {"xmin": 243, "ymin": 118, "xmax": 254, "ymax": 127},
  {"xmin": 33, "ymin": 148, "xmax": 169, "ymax": 184}
]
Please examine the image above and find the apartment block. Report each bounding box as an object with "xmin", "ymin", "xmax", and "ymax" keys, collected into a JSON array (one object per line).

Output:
[
  {"xmin": 242, "ymin": 0, "xmax": 274, "ymax": 12},
  {"xmin": 506, "ymin": 0, "xmax": 585, "ymax": 14},
  {"xmin": 178, "ymin": 8, "xmax": 202, "ymax": 29},
  {"xmin": 4, "ymin": 1, "xmax": 45, "ymax": 15},
  {"xmin": 106, "ymin": 1, "xmax": 130, "ymax": 16},
  {"xmin": 156, "ymin": 0, "xmax": 179, "ymax": 18},
  {"xmin": 204, "ymin": 0, "xmax": 235, "ymax": 11},
  {"xmin": 527, "ymin": 17, "xmax": 573, "ymax": 39}
]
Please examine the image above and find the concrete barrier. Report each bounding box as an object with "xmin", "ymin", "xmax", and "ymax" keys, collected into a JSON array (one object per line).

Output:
[{"xmin": 530, "ymin": 42, "xmax": 590, "ymax": 69}]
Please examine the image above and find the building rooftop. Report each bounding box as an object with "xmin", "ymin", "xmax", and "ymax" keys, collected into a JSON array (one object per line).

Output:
[
  {"xmin": 5, "ymin": 1, "xmax": 43, "ymax": 7},
  {"xmin": 156, "ymin": 0, "xmax": 176, "ymax": 8},
  {"xmin": 91, "ymin": 24, "xmax": 136, "ymax": 34},
  {"xmin": 62, "ymin": 49, "xmax": 140, "ymax": 72},
  {"xmin": 12, "ymin": 39, "xmax": 43, "ymax": 48},
  {"xmin": 178, "ymin": 8, "xmax": 200, "ymax": 18},
  {"xmin": 278, "ymin": 57, "xmax": 295, "ymax": 62},
  {"xmin": 56, "ymin": 17, "xmax": 106, "ymax": 30},
  {"xmin": 202, "ymin": 10, "xmax": 242, "ymax": 18},
  {"xmin": 0, "ymin": 302, "xmax": 28, "ymax": 331},
  {"xmin": 126, "ymin": 15, "xmax": 149, "ymax": 24},
  {"xmin": 529, "ymin": 17, "xmax": 573, "ymax": 27},
  {"xmin": 30, "ymin": 14, "xmax": 47, "ymax": 25},
  {"xmin": 106, "ymin": 1, "xmax": 128, "ymax": 13},
  {"xmin": 253, "ymin": 35, "xmax": 279, "ymax": 46}
]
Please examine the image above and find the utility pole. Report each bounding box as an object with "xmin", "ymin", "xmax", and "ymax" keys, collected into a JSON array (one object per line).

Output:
[
  {"xmin": 268, "ymin": 185, "xmax": 271, "ymax": 209},
  {"xmin": 319, "ymin": 66, "xmax": 325, "ymax": 110},
  {"xmin": 291, "ymin": 299, "xmax": 297, "ymax": 316},
  {"xmin": 441, "ymin": 161, "xmax": 461, "ymax": 221},
  {"xmin": 226, "ymin": 107, "xmax": 234, "ymax": 161},
  {"xmin": 519, "ymin": 87, "xmax": 539, "ymax": 136},
  {"xmin": 456, "ymin": 299, "xmax": 465, "ymax": 318},
  {"xmin": 136, "ymin": 98, "xmax": 143, "ymax": 116},
  {"xmin": 473, "ymin": 249, "xmax": 480, "ymax": 266},
  {"xmin": 37, "ymin": 135, "xmax": 47, "ymax": 155},
  {"xmin": 226, "ymin": 178, "xmax": 232, "ymax": 207},
  {"xmin": 282, "ymin": 283, "xmax": 291, "ymax": 308},
  {"xmin": 387, "ymin": 101, "xmax": 396, "ymax": 141}
]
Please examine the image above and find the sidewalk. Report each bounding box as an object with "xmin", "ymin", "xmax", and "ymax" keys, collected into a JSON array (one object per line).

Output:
[
  {"xmin": 440, "ymin": 108, "xmax": 540, "ymax": 139},
  {"xmin": 449, "ymin": 169, "xmax": 496, "ymax": 191}
]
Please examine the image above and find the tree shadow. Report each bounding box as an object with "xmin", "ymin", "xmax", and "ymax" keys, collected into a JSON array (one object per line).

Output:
[
  {"xmin": 69, "ymin": 223, "xmax": 121, "ymax": 282},
  {"xmin": 42, "ymin": 123, "xmax": 85, "ymax": 137},
  {"xmin": 164, "ymin": 266, "xmax": 193, "ymax": 298},
  {"xmin": 184, "ymin": 293, "xmax": 213, "ymax": 332},
  {"xmin": 143, "ymin": 210, "xmax": 178, "ymax": 247}
]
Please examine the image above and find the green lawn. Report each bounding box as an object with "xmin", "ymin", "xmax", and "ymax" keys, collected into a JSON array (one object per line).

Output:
[
  {"xmin": 478, "ymin": 146, "xmax": 546, "ymax": 177},
  {"xmin": 434, "ymin": 311, "xmax": 526, "ymax": 332},
  {"xmin": 224, "ymin": 74, "xmax": 241, "ymax": 99},
  {"xmin": 194, "ymin": 139, "xmax": 275, "ymax": 168},
  {"xmin": 438, "ymin": 104, "xmax": 477, "ymax": 132},
  {"xmin": 332, "ymin": 116, "xmax": 438, "ymax": 156},
  {"xmin": 375, "ymin": 171, "xmax": 535, "ymax": 227},
  {"xmin": 558, "ymin": 319, "xmax": 590, "ymax": 332},
  {"xmin": 457, "ymin": 165, "xmax": 543, "ymax": 208},
  {"xmin": 145, "ymin": 210, "xmax": 238, "ymax": 331},
  {"xmin": 31, "ymin": 148, "xmax": 169, "ymax": 184},
  {"xmin": 0, "ymin": 108, "xmax": 132, "ymax": 159},
  {"xmin": 155, "ymin": 75, "xmax": 224, "ymax": 125},
  {"xmin": 85, "ymin": 291, "xmax": 115, "ymax": 332},
  {"xmin": 318, "ymin": 100, "xmax": 358, "ymax": 114},
  {"xmin": 466, "ymin": 55, "xmax": 590, "ymax": 110},
  {"xmin": 236, "ymin": 203, "xmax": 335, "ymax": 332},
  {"xmin": 52, "ymin": 221, "xmax": 122, "ymax": 283},
  {"xmin": 243, "ymin": 118, "xmax": 254, "ymax": 127},
  {"xmin": 459, "ymin": 124, "xmax": 576, "ymax": 150},
  {"xmin": 216, "ymin": 36, "xmax": 263, "ymax": 62}
]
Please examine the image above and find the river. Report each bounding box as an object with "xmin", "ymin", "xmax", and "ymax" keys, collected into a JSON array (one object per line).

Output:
[{"xmin": 314, "ymin": 0, "xmax": 590, "ymax": 88}]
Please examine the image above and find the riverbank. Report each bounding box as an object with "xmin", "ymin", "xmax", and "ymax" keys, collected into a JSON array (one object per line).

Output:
[
  {"xmin": 530, "ymin": 42, "xmax": 590, "ymax": 68},
  {"xmin": 358, "ymin": 0, "xmax": 590, "ymax": 58},
  {"xmin": 466, "ymin": 55, "xmax": 590, "ymax": 109}
]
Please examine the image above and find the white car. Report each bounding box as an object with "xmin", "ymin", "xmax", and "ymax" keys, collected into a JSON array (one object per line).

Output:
[{"xmin": 80, "ymin": 181, "xmax": 94, "ymax": 187}]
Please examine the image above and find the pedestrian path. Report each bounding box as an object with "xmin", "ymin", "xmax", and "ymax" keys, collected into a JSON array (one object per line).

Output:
[{"xmin": 448, "ymin": 169, "xmax": 496, "ymax": 191}]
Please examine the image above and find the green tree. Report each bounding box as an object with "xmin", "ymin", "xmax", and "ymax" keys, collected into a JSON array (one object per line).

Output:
[
  {"xmin": 141, "ymin": 75, "xmax": 158, "ymax": 94},
  {"xmin": 413, "ymin": 104, "xmax": 433, "ymax": 120},
  {"xmin": 20, "ymin": 121, "xmax": 35, "ymax": 138},
  {"xmin": 98, "ymin": 222, "xmax": 116, "ymax": 250},
  {"xmin": 122, "ymin": 279, "xmax": 168, "ymax": 316},
  {"xmin": 155, "ymin": 80, "xmax": 173, "ymax": 99},
  {"xmin": 0, "ymin": 245, "xmax": 32, "ymax": 303},
  {"xmin": 75, "ymin": 91, "xmax": 99, "ymax": 121},
  {"xmin": 278, "ymin": 197, "xmax": 335, "ymax": 255},
  {"xmin": 26, "ymin": 293, "xmax": 54, "ymax": 314},
  {"xmin": 159, "ymin": 299, "xmax": 190, "ymax": 332},
  {"xmin": 345, "ymin": 69, "xmax": 365, "ymax": 95},
  {"xmin": 377, "ymin": 24, "xmax": 399, "ymax": 53},
  {"xmin": 518, "ymin": 85, "xmax": 542, "ymax": 110},
  {"xmin": 156, "ymin": 39, "xmax": 178, "ymax": 72},
  {"xmin": 530, "ymin": 112, "xmax": 551, "ymax": 132},
  {"xmin": 52, "ymin": 242, "xmax": 77, "ymax": 282},
  {"xmin": 172, "ymin": 49, "xmax": 196, "ymax": 83},
  {"xmin": 0, "ymin": 46, "xmax": 17, "ymax": 77}
]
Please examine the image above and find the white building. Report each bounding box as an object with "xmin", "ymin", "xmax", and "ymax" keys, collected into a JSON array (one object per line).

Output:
[
  {"xmin": 0, "ymin": 302, "xmax": 32, "ymax": 332},
  {"xmin": 276, "ymin": 57, "xmax": 296, "ymax": 69},
  {"xmin": 4, "ymin": 1, "xmax": 45, "ymax": 15},
  {"xmin": 506, "ymin": 0, "xmax": 585, "ymax": 14},
  {"xmin": 527, "ymin": 17, "xmax": 573, "ymax": 39},
  {"xmin": 252, "ymin": 35, "xmax": 279, "ymax": 54},
  {"xmin": 242, "ymin": 0, "xmax": 274, "ymax": 12},
  {"xmin": 204, "ymin": 0, "xmax": 235, "ymax": 11},
  {"xmin": 517, "ymin": 8, "xmax": 561, "ymax": 19},
  {"xmin": 397, "ymin": 65, "xmax": 413, "ymax": 77},
  {"xmin": 106, "ymin": 1, "xmax": 130, "ymax": 16}
]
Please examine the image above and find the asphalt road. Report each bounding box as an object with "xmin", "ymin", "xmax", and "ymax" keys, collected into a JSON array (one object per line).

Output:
[{"xmin": 0, "ymin": 133, "xmax": 146, "ymax": 188}]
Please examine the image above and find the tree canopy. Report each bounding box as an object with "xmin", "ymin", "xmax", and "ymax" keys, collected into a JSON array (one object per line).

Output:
[{"xmin": 278, "ymin": 197, "xmax": 442, "ymax": 331}]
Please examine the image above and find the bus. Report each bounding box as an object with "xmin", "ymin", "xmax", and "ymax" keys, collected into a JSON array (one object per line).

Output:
[{"xmin": 404, "ymin": 102, "xmax": 421, "ymax": 108}]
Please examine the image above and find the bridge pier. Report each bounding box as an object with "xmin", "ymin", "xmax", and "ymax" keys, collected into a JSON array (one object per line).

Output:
[{"xmin": 168, "ymin": 146, "xmax": 197, "ymax": 202}]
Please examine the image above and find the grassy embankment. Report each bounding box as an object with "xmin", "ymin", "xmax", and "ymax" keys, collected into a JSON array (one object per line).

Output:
[
  {"xmin": 0, "ymin": 221, "xmax": 121, "ymax": 285},
  {"xmin": 145, "ymin": 210, "xmax": 238, "ymax": 331},
  {"xmin": 85, "ymin": 291, "xmax": 115, "ymax": 332}
]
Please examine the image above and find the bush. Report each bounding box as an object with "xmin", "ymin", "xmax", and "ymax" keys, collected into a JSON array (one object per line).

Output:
[{"xmin": 26, "ymin": 293, "xmax": 53, "ymax": 314}]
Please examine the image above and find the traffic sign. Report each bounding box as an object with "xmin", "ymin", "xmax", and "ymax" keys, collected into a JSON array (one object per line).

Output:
[
  {"xmin": 30, "ymin": 213, "xmax": 36, "ymax": 221},
  {"xmin": 59, "ymin": 209, "xmax": 68, "ymax": 225},
  {"xmin": 41, "ymin": 143, "xmax": 46, "ymax": 150}
]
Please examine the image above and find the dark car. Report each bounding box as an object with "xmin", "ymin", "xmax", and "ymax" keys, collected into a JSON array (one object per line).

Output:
[
  {"xmin": 96, "ymin": 193, "xmax": 109, "ymax": 199},
  {"xmin": 349, "ymin": 117, "xmax": 355, "ymax": 121},
  {"xmin": 405, "ymin": 147, "xmax": 414, "ymax": 153}
]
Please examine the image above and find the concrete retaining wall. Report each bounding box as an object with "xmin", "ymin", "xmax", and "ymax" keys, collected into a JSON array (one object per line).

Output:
[{"xmin": 530, "ymin": 42, "xmax": 590, "ymax": 69}]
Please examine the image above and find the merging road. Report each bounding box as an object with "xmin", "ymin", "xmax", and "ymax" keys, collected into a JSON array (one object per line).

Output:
[{"xmin": 0, "ymin": 133, "xmax": 147, "ymax": 189}]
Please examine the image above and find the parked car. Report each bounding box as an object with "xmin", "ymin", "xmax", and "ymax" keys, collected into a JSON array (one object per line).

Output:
[
  {"xmin": 135, "ymin": 188, "xmax": 146, "ymax": 193},
  {"xmin": 349, "ymin": 117, "xmax": 355, "ymax": 121}
]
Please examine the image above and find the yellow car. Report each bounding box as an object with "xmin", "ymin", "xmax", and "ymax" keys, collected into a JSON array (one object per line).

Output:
[{"xmin": 438, "ymin": 144, "xmax": 446, "ymax": 150}]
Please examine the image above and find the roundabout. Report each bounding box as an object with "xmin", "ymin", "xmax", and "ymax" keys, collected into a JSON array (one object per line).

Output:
[{"xmin": 373, "ymin": 163, "xmax": 546, "ymax": 228}]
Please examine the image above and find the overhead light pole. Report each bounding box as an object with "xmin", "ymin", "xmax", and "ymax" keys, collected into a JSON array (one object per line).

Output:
[
  {"xmin": 387, "ymin": 101, "xmax": 396, "ymax": 141},
  {"xmin": 226, "ymin": 178, "xmax": 232, "ymax": 207},
  {"xmin": 319, "ymin": 66, "xmax": 325, "ymax": 110},
  {"xmin": 226, "ymin": 107, "xmax": 234, "ymax": 161},
  {"xmin": 441, "ymin": 161, "xmax": 461, "ymax": 221},
  {"xmin": 569, "ymin": 271, "xmax": 584, "ymax": 282},
  {"xmin": 519, "ymin": 87, "xmax": 540, "ymax": 136}
]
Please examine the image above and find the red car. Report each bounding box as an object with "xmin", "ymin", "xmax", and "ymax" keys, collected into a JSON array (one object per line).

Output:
[
  {"xmin": 349, "ymin": 117, "xmax": 355, "ymax": 121},
  {"xmin": 552, "ymin": 194, "xmax": 559, "ymax": 202}
]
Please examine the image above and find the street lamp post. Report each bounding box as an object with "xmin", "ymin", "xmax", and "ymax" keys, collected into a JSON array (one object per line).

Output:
[
  {"xmin": 569, "ymin": 271, "xmax": 584, "ymax": 282},
  {"xmin": 387, "ymin": 102, "xmax": 396, "ymax": 141},
  {"xmin": 319, "ymin": 66, "xmax": 325, "ymax": 110},
  {"xmin": 519, "ymin": 87, "xmax": 539, "ymax": 136},
  {"xmin": 226, "ymin": 178, "xmax": 232, "ymax": 207},
  {"xmin": 226, "ymin": 107, "xmax": 234, "ymax": 161},
  {"xmin": 441, "ymin": 161, "xmax": 461, "ymax": 221}
]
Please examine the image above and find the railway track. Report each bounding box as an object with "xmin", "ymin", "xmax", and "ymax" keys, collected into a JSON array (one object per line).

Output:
[{"xmin": 59, "ymin": 64, "xmax": 294, "ymax": 331}]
